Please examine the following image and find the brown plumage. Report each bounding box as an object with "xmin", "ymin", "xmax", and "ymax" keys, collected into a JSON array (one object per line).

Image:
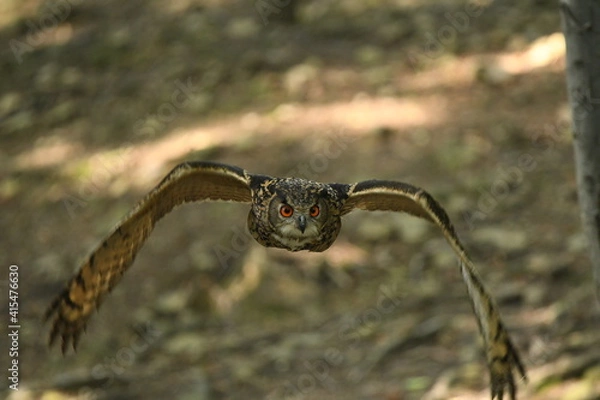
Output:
[{"xmin": 45, "ymin": 161, "xmax": 526, "ymax": 399}]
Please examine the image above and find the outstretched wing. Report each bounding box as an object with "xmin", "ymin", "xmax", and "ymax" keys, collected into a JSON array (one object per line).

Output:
[
  {"xmin": 45, "ymin": 161, "xmax": 252, "ymax": 353},
  {"xmin": 342, "ymin": 180, "xmax": 526, "ymax": 400}
]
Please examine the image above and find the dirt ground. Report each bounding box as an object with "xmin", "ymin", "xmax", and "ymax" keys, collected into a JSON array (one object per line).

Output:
[{"xmin": 2, "ymin": 0, "xmax": 600, "ymax": 399}]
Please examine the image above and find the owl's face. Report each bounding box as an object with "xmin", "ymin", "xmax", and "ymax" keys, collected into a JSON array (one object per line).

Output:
[
  {"xmin": 248, "ymin": 178, "xmax": 343, "ymax": 252},
  {"xmin": 267, "ymin": 194, "xmax": 329, "ymax": 251}
]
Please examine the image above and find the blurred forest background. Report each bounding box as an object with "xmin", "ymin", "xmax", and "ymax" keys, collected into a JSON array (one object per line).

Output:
[{"xmin": 1, "ymin": 0, "xmax": 600, "ymax": 399}]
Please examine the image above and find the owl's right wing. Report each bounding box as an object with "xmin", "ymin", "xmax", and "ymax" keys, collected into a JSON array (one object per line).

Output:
[{"xmin": 45, "ymin": 161, "xmax": 253, "ymax": 353}]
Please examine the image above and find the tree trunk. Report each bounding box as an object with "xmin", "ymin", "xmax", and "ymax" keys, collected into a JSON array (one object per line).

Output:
[{"xmin": 561, "ymin": 1, "xmax": 600, "ymax": 302}]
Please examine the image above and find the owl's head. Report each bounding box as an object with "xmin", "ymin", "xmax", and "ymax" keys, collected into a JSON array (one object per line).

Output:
[{"xmin": 248, "ymin": 177, "xmax": 343, "ymax": 252}]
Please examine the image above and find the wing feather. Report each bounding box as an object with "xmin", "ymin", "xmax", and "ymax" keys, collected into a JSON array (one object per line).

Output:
[
  {"xmin": 343, "ymin": 180, "xmax": 526, "ymax": 400},
  {"xmin": 45, "ymin": 161, "xmax": 252, "ymax": 353}
]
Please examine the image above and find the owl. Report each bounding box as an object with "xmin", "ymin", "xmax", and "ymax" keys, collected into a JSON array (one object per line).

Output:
[{"xmin": 45, "ymin": 161, "xmax": 526, "ymax": 399}]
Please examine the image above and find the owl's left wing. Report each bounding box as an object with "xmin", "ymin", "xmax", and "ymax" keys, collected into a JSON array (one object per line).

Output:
[{"xmin": 341, "ymin": 180, "xmax": 526, "ymax": 400}]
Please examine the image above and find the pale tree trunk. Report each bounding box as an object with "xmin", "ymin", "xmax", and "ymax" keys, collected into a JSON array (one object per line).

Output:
[{"xmin": 561, "ymin": 1, "xmax": 600, "ymax": 302}]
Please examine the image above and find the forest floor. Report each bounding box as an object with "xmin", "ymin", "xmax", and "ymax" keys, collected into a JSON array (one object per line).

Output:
[{"xmin": 1, "ymin": 0, "xmax": 599, "ymax": 399}]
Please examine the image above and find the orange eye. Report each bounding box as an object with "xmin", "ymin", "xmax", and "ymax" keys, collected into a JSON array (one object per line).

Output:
[
  {"xmin": 310, "ymin": 205, "xmax": 320, "ymax": 217},
  {"xmin": 279, "ymin": 204, "xmax": 294, "ymax": 217}
]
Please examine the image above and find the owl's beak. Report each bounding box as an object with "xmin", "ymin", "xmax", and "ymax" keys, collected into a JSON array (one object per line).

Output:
[{"xmin": 296, "ymin": 215, "xmax": 307, "ymax": 233}]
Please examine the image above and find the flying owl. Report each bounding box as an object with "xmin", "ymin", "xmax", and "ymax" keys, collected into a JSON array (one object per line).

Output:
[{"xmin": 45, "ymin": 161, "xmax": 526, "ymax": 399}]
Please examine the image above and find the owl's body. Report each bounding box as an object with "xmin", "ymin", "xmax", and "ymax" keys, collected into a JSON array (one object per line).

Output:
[{"xmin": 45, "ymin": 161, "xmax": 526, "ymax": 400}]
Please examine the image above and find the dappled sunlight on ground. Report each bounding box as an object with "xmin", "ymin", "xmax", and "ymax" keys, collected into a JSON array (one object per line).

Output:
[{"xmin": 2, "ymin": 1, "xmax": 599, "ymax": 400}]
